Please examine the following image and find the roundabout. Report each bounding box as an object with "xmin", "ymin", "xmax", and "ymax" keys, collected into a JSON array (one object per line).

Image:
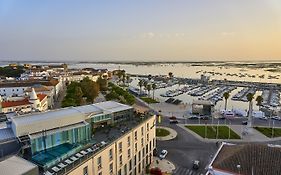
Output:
[{"xmin": 156, "ymin": 126, "xmax": 177, "ymax": 141}]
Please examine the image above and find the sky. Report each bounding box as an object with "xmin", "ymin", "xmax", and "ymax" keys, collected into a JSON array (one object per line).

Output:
[{"xmin": 0, "ymin": 0, "xmax": 281, "ymax": 62}]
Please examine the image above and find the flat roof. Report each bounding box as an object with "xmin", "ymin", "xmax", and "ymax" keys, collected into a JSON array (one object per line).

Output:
[
  {"xmin": 0, "ymin": 156, "xmax": 38, "ymax": 175},
  {"xmin": 11, "ymin": 101, "xmax": 132, "ymax": 136},
  {"xmin": 94, "ymin": 101, "xmax": 133, "ymax": 113}
]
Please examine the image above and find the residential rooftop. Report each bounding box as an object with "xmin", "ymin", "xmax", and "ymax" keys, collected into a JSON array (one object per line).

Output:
[{"xmin": 210, "ymin": 143, "xmax": 281, "ymax": 175}]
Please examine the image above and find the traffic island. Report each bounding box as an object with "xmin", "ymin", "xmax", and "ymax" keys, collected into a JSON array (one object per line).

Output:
[
  {"xmin": 185, "ymin": 125, "xmax": 241, "ymax": 139},
  {"xmin": 254, "ymin": 127, "xmax": 281, "ymax": 138},
  {"xmin": 156, "ymin": 126, "xmax": 177, "ymax": 141}
]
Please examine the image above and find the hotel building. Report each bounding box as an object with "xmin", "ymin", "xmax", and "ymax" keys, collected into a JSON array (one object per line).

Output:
[{"xmin": 0, "ymin": 101, "xmax": 156, "ymax": 175}]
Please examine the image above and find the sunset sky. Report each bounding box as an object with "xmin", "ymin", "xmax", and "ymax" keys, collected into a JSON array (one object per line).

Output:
[{"xmin": 0, "ymin": 0, "xmax": 281, "ymax": 62}]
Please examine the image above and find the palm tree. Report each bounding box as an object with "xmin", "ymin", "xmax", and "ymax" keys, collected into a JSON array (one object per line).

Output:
[
  {"xmin": 168, "ymin": 72, "xmax": 173, "ymax": 79},
  {"xmin": 146, "ymin": 84, "xmax": 152, "ymax": 97},
  {"xmin": 152, "ymin": 83, "xmax": 157, "ymax": 100},
  {"xmin": 126, "ymin": 75, "xmax": 130, "ymax": 86},
  {"xmin": 143, "ymin": 81, "xmax": 148, "ymax": 95},
  {"xmin": 148, "ymin": 74, "xmax": 152, "ymax": 81},
  {"xmin": 138, "ymin": 79, "xmax": 144, "ymax": 96},
  {"xmin": 223, "ymin": 92, "xmax": 230, "ymax": 111},
  {"xmin": 256, "ymin": 95, "xmax": 263, "ymax": 111},
  {"xmin": 247, "ymin": 93, "xmax": 255, "ymax": 127}
]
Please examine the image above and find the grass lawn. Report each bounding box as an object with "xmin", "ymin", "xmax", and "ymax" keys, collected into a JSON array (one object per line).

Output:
[
  {"xmin": 185, "ymin": 125, "xmax": 241, "ymax": 139},
  {"xmin": 141, "ymin": 97, "xmax": 159, "ymax": 104},
  {"xmin": 156, "ymin": 128, "xmax": 170, "ymax": 137},
  {"xmin": 254, "ymin": 127, "xmax": 281, "ymax": 138}
]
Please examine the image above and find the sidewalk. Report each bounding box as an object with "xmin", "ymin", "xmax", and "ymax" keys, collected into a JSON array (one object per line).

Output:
[
  {"xmin": 157, "ymin": 126, "xmax": 177, "ymax": 141},
  {"xmin": 150, "ymin": 157, "xmax": 176, "ymax": 174}
]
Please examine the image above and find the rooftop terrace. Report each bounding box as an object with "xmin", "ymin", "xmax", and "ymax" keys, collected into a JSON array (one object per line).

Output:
[{"xmin": 41, "ymin": 113, "xmax": 154, "ymax": 175}]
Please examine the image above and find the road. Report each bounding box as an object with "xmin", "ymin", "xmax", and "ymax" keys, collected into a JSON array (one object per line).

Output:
[
  {"xmin": 156, "ymin": 116, "xmax": 281, "ymax": 175},
  {"xmin": 157, "ymin": 117, "xmax": 218, "ymax": 175}
]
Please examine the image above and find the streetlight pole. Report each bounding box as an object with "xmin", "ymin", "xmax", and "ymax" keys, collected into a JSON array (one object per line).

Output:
[
  {"xmin": 228, "ymin": 121, "xmax": 231, "ymax": 139},
  {"xmin": 272, "ymin": 120, "xmax": 275, "ymax": 138}
]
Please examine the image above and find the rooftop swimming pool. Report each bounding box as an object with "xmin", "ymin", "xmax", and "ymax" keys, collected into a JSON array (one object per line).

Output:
[{"xmin": 32, "ymin": 143, "xmax": 80, "ymax": 168}]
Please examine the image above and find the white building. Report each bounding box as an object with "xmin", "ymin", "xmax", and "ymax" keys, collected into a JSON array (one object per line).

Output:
[{"xmin": 0, "ymin": 88, "xmax": 48, "ymax": 114}]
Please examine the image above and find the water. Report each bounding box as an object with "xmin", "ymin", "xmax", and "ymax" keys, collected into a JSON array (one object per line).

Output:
[{"xmin": 68, "ymin": 63, "xmax": 281, "ymax": 111}]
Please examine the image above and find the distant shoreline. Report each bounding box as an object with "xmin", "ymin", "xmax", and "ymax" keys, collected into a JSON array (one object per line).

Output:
[{"xmin": 2, "ymin": 60, "xmax": 281, "ymax": 69}]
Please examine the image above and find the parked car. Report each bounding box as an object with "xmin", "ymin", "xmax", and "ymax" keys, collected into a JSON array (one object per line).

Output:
[
  {"xmin": 271, "ymin": 116, "xmax": 281, "ymax": 121},
  {"xmin": 159, "ymin": 150, "xmax": 168, "ymax": 160},
  {"xmin": 242, "ymin": 121, "xmax": 248, "ymax": 125},
  {"xmin": 169, "ymin": 120, "xmax": 179, "ymax": 124},
  {"xmin": 258, "ymin": 116, "xmax": 268, "ymax": 120},
  {"xmin": 193, "ymin": 160, "xmax": 200, "ymax": 170},
  {"xmin": 188, "ymin": 116, "xmax": 199, "ymax": 120}
]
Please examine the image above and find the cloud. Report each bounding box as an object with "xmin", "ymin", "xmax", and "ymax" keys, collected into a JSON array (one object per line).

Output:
[
  {"xmin": 221, "ymin": 32, "xmax": 236, "ymax": 36},
  {"xmin": 140, "ymin": 32, "xmax": 185, "ymax": 39}
]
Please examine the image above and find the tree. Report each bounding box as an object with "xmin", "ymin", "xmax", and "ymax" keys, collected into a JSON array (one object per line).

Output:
[
  {"xmin": 121, "ymin": 70, "xmax": 126, "ymax": 86},
  {"xmin": 168, "ymin": 72, "xmax": 173, "ymax": 79},
  {"xmin": 97, "ymin": 74, "xmax": 108, "ymax": 91},
  {"xmin": 148, "ymin": 74, "xmax": 152, "ymax": 81},
  {"xmin": 247, "ymin": 93, "xmax": 255, "ymax": 127},
  {"xmin": 152, "ymin": 83, "xmax": 157, "ymax": 100},
  {"xmin": 138, "ymin": 79, "xmax": 144, "ymax": 96},
  {"xmin": 143, "ymin": 81, "xmax": 148, "ymax": 94},
  {"xmin": 146, "ymin": 84, "xmax": 152, "ymax": 97},
  {"xmin": 256, "ymin": 95, "xmax": 263, "ymax": 111},
  {"xmin": 126, "ymin": 75, "xmax": 130, "ymax": 86},
  {"xmin": 223, "ymin": 92, "xmax": 230, "ymax": 111},
  {"xmin": 74, "ymin": 86, "xmax": 83, "ymax": 105}
]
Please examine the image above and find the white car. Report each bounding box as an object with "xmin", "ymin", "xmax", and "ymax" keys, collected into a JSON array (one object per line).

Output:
[{"xmin": 159, "ymin": 150, "xmax": 168, "ymax": 159}]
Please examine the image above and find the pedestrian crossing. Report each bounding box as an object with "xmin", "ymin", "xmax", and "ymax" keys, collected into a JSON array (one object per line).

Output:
[{"xmin": 173, "ymin": 167, "xmax": 204, "ymax": 175}]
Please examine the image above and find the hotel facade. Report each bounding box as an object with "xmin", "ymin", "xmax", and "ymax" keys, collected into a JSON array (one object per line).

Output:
[{"xmin": 0, "ymin": 101, "xmax": 156, "ymax": 175}]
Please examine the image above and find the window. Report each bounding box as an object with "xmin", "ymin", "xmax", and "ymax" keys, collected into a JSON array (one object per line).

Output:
[
  {"xmin": 98, "ymin": 172, "xmax": 102, "ymax": 175},
  {"xmin": 134, "ymin": 155, "xmax": 137, "ymax": 166},
  {"xmin": 83, "ymin": 166, "xmax": 88, "ymax": 175},
  {"xmin": 142, "ymin": 148, "xmax": 145, "ymax": 158},
  {"xmin": 149, "ymin": 141, "xmax": 152, "ymax": 152},
  {"xmin": 119, "ymin": 155, "xmax": 123, "ymax": 165},
  {"xmin": 109, "ymin": 149, "xmax": 113, "ymax": 160},
  {"xmin": 138, "ymin": 163, "xmax": 141, "ymax": 173},
  {"xmin": 134, "ymin": 131, "xmax": 137, "ymax": 141},
  {"xmin": 109, "ymin": 163, "xmax": 113, "ymax": 174},
  {"xmin": 129, "ymin": 159, "xmax": 132, "ymax": 171},
  {"xmin": 127, "ymin": 136, "xmax": 130, "ymax": 147},
  {"xmin": 124, "ymin": 164, "xmax": 127, "ymax": 175},
  {"xmin": 141, "ymin": 138, "xmax": 144, "ymax": 147},
  {"xmin": 147, "ymin": 123, "xmax": 149, "ymax": 131},
  {"xmin": 146, "ymin": 144, "xmax": 148, "ymax": 154},
  {"xmin": 128, "ymin": 148, "xmax": 131, "ymax": 158},
  {"xmin": 119, "ymin": 142, "xmax": 122, "ymax": 153},
  {"xmin": 138, "ymin": 151, "xmax": 141, "ymax": 162},
  {"xmin": 97, "ymin": 156, "xmax": 102, "ymax": 169},
  {"xmin": 141, "ymin": 127, "xmax": 144, "ymax": 136},
  {"xmin": 153, "ymin": 138, "xmax": 155, "ymax": 148},
  {"xmin": 147, "ymin": 133, "xmax": 149, "ymax": 142},
  {"xmin": 135, "ymin": 143, "xmax": 137, "ymax": 152},
  {"xmin": 118, "ymin": 169, "xmax": 121, "ymax": 175}
]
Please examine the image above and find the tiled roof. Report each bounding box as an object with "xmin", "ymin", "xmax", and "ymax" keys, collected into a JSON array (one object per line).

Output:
[
  {"xmin": 25, "ymin": 86, "xmax": 53, "ymax": 92},
  {"xmin": 1, "ymin": 99, "xmax": 32, "ymax": 108},
  {"xmin": 212, "ymin": 144, "xmax": 281, "ymax": 175},
  {"xmin": 37, "ymin": 94, "xmax": 47, "ymax": 101},
  {"xmin": 0, "ymin": 79, "xmax": 59, "ymax": 88}
]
